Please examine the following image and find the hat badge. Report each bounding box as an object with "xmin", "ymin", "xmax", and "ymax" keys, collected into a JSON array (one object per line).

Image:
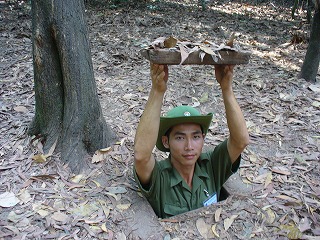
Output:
[{"xmin": 184, "ymin": 111, "xmax": 191, "ymax": 116}]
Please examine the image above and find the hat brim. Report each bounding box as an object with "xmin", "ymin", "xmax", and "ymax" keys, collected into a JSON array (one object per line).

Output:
[{"xmin": 156, "ymin": 113, "xmax": 213, "ymax": 152}]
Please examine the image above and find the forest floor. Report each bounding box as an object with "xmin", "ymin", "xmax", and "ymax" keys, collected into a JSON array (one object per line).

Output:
[{"xmin": 1, "ymin": 0, "xmax": 320, "ymax": 239}]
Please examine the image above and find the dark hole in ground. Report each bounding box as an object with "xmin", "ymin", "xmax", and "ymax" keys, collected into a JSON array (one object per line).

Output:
[{"xmin": 219, "ymin": 186, "xmax": 230, "ymax": 201}]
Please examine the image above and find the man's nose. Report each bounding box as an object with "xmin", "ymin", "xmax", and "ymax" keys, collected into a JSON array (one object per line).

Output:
[{"xmin": 184, "ymin": 138, "xmax": 194, "ymax": 150}]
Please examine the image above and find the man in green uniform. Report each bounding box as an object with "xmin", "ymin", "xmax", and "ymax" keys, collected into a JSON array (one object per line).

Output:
[{"xmin": 133, "ymin": 64, "xmax": 249, "ymax": 218}]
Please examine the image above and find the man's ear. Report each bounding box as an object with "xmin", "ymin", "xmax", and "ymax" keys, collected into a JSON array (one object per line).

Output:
[{"xmin": 162, "ymin": 136, "xmax": 169, "ymax": 149}]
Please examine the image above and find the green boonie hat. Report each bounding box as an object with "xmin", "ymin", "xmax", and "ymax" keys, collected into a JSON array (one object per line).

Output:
[{"xmin": 156, "ymin": 105, "xmax": 213, "ymax": 152}]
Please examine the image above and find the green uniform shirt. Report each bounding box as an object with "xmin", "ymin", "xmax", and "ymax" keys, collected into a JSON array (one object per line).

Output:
[{"xmin": 133, "ymin": 140, "xmax": 241, "ymax": 218}]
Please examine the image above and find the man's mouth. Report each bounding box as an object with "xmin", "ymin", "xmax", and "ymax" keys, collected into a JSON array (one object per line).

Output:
[{"xmin": 183, "ymin": 154, "xmax": 196, "ymax": 160}]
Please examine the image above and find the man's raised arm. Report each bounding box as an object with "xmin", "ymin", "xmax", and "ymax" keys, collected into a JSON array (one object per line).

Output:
[
  {"xmin": 134, "ymin": 64, "xmax": 168, "ymax": 185},
  {"xmin": 214, "ymin": 65, "xmax": 250, "ymax": 163}
]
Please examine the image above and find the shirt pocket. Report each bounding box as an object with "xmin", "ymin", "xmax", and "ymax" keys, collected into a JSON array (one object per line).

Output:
[{"xmin": 164, "ymin": 203, "xmax": 189, "ymax": 217}]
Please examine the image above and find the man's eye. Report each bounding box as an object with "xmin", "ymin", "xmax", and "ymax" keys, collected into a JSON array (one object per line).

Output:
[
  {"xmin": 176, "ymin": 136, "xmax": 184, "ymax": 140},
  {"xmin": 194, "ymin": 135, "xmax": 201, "ymax": 139}
]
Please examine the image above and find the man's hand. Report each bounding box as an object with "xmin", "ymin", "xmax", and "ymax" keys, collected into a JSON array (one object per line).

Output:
[
  {"xmin": 214, "ymin": 65, "xmax": 234, "ymax": 91},
  {"xmin": 150, "ymin": 63, "xmax": 168, "ymax": 93}
]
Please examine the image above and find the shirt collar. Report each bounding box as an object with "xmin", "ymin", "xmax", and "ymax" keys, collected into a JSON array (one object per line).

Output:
[{"xmin": 165, "ymin": 155, "xmax": 210, "ymax": 189}]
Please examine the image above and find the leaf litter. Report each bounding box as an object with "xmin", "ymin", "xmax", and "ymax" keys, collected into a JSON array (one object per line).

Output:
[{"xmin": 0, "ymin": 0, "xmax": 319, "ymax": 239}]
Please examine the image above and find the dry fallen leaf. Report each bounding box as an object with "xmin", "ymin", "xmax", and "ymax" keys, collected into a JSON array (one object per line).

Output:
[
  {"xmin": 279, "ymin": 223, "xmax": 303, "ymax": 239},
  {"xmin": 71, "ymin": 202, "xmax": 100, "ymax": 217},
  {"xmin": 151, "ymin": 36, "xmax": 166, "ymax": 49},
  {"xmin": 215, "ymin": 207, "xmax": 222, "ymax": 222},
  {"xmin": 264, "ymin": 172, "xmax": 273, "ymax": 188},
  {"xmin": 200, "ymin": 45, "xmax": 216, "ymax": 55},
  {"xmin": 92, "ymin": 151, "xmax": 104, "ymax": 163},
  {"xmin": 0, "ymin": 192, "xmax": 20, "ymax": 207},
  {"xmin": 92, "ymin": 180, "xmax": 101, "ymax": 188},
  {"xmin": 100, "ymin": 147, "xmax": 112, "ymax": 153},
  {"xmin": 298, "ymin": 217, "xmax": 311, "ymax": 232},
  {"xmin": 31, "ymin": 139, "xmax": 57, "ymax": 164},
  {"xmin": 254, "ymin": 172, "xmax": 270, "ymax": 182},
  {"xmin": 106, "ymin": 186, "xmax": 127, "ymax": 194},
  {"xmin": 51, "ymin": 211, "xmax": 69, "ymax": 223},
  {"xmin": 211, "ymin": 224, "xmax": 220, "ymax": 238},
  {"xmin": 308, "ymin": 84, "xmax": 320, "ymax": 92},
  {"xmin": 46, "ymin": 138, "xmax": 58, "ymax": 157},
  {"xmin": 265, "ymin": 208, "xmax": 276, "ymax": 224},
  {"xmin": 115, "ymin": 232, "xmax": 126, "ymax": 240},
  {"xmin": 18, "ymin": 189, "xmax": 32, "ymax": 203},
  {"xmin": 101, "ymin": 222, "xmax": 109, "ymax": 232},
  {"xmin": 178, "ymin": 43, "xmax": 191, "ymax": 65},
  {"xmin": 32, "ymin": 203, "xmax": 53, "ymax": 217},
  {"xmin": 106, "ymin": 192, "xmax": 120, "ymax": 201},
  {"xmin": 92, "ymin": 146, "xmax": 113, "ymax": 163},
  {"xmin": 249, "ymin": 154, "xmax": 257, "ymax": 162},
  {"xmin": 98, "ymin": 199, "xmax": 110, "ymax": 219},
  {"xmin": 224, "ymin": 214, "xmax": 238, "ymax": 231},
  {"xmin": 312, "ymin": 101, "xmax": 320, "ymax": 108},
  {"xmin": 164, "ymin": 36, "xmax": 178, "ymax": 48},
  {"xmin": 7, "ymin": 211, "xmax": 23, "ymax": 223},
  {"xmin": 3, "ymin": 225, "xmax": 19, "ymax": 235},
  {"xmin": 13, "ymin": 105, "xmax": 28, "ymax": 113},
  {"xmin": 31, "ymin": 154, "xmax": 47, "ymax": 163},
  {"xmin": 37, "ymin": 209, "xmax": 50, "ymax": 218},
  {"xmin": 71, "ymin": 174, "xmax": 84, "ymax": 183},
  {"xmin": 271, "ymin": 166, "xmax": 291, "ymax": 175},
  {"xmin": 226, "ymin": 32, "xmax": 236, "ymax": 47},
  {"xmin": 276, "ymin": 195, "xmax": 300, "ymax": 202},
  {"xmin": 116, "ymin": 203, "xmax": 131, "ymax": 210},
  {"xmin": 196, "ymin": 218, "xmax": 210, "ymax": 239},
  {"xmin": 199, "ymin": 92, "xmax": 209, "ymax": 103},
  {"xmin": 16, "ymin": 217, "xmax": 30, "ymax": 228}
]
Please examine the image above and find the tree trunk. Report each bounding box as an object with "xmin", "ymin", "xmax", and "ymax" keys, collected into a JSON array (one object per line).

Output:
[
  {"xmin": 299, "ymin": 3, "xmax": 320, "ymax": 83},
  {"xmin": 29, "ymin": 0, "xmax": 116, "ymax": 173}
]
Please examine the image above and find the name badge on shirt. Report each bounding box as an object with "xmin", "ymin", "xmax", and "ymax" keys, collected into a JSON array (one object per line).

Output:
[{"xmin": 203, "ymin": 193, "xmax": 217, "ymax": 207}]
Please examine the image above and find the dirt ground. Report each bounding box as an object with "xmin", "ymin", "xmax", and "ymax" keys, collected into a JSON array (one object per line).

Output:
[{"xmin": 1, "ymin": 0, "xmax": 320, "ymax": 239}]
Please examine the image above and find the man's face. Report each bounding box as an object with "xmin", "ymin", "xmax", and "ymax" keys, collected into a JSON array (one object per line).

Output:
[{"xmin": 162, "ymin": 123, "xmax": 205, "ymax": 169}]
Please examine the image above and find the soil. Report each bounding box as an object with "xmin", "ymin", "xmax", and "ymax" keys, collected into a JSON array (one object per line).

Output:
[{"xmin": 0, "ymin": 0, "xmax": 319, "ymax": 239}]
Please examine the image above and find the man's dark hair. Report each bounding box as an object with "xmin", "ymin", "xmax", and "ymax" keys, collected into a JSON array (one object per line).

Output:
[
  {"xmin": 164, "ymin": 128, "xmax": 173, "ymax": 139},
  {"xmin": 164, "ymin": 125, "xmax": 204, "ymax": 141}
]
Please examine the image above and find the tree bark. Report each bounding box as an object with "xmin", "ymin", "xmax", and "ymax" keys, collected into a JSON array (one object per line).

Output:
[
  {"xmin": 299, "ymin": 3, "xmax": 320, "ymax": 83},
  {"xmin": 29, "ymin": 0, "xmax": 116, "ymax": 173}
]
